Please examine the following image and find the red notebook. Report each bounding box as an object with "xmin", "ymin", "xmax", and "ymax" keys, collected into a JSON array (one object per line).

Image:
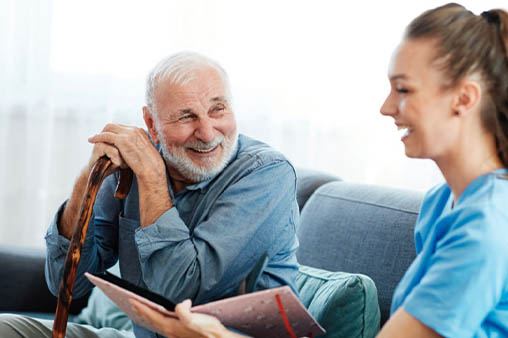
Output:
[{"xmin": 85, "ymin": 272, "xmax": 326, "ymax": 338}]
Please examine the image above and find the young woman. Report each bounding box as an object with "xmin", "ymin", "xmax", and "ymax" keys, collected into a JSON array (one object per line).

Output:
[
  {"xmin": 377, "ymin": 3, "xmax": 508, "ymax": 337},
  {"xmin": 130, "ymin": 3, "xmax": 508, "ymax": 337}
]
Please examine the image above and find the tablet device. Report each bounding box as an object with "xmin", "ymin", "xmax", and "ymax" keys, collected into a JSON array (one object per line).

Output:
[{"xmin": 90, "ymin": 271, "xmax": 175, "ymax": 311}]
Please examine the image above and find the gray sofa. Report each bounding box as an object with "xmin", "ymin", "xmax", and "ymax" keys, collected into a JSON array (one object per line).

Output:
[
  {"xmin": 296, "ymin": 176, "xmax": 424, "ymax": 325},
  {"xmin": 0, "ymin": 168, "xmax": 424, "ymax": 336}
]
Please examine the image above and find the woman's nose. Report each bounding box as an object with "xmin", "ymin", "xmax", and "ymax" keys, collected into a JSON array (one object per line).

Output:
[{"xmin": 380, "ymin": 93, "xmax": 397, "ymax": 117}]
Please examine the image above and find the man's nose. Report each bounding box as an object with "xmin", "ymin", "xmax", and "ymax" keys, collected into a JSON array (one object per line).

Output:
[{"xmin": 194, "ymin": 117, "xmax": 215, "ymax": 143}]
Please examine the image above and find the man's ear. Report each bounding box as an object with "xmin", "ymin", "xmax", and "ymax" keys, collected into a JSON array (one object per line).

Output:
[
  {"xmin": 143, "ymin": 106, "xmax": 160, "ymax": 144},
  {"xmin": 452, "ymin": 79, "xmax": 482, "ymax": 117}
]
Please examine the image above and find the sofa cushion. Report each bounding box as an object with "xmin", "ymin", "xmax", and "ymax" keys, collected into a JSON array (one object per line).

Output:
[
  {"xmin": 296, "ymin": 265, "xmax": 380, "ymax": 338},
  {"xmin": 297, "ymin": 181, "xmax": 423, "ymax": 325}
]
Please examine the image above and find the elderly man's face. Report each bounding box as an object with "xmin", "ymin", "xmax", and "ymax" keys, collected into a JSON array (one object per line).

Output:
[{"xmin": 147, "ymin": 67, "xmax": 238, "ymax": 183}]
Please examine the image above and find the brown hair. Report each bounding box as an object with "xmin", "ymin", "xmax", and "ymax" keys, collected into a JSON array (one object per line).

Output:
[{"xmin": 405, "ymin": 3, "xmax": 508, "ymax": 167}]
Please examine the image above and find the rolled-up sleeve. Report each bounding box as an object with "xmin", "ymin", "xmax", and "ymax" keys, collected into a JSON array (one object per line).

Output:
[{"xmin": 44, "ymin": 174, "xmax": 121, "ymax": 298}]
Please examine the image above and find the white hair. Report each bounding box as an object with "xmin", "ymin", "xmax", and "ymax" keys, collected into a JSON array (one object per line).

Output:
[{"xmin": 145, "ymin": 51, "xmax": 232, "ymax": 117}]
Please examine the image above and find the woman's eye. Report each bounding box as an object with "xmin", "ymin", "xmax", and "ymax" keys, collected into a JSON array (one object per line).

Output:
[{"xmin": 396, "ymin": 87, "xmax": 409, "ymax": 94}]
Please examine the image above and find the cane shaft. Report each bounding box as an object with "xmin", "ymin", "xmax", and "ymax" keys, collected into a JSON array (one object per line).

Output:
[{"xmin": 52, "ymin": 157, "xmax": 132, "ymax": 338}]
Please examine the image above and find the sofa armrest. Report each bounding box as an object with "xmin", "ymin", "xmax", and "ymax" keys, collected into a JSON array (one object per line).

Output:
[{"xmin": 0, "ymin": 244, "xmax": 89, "ymax": 314}]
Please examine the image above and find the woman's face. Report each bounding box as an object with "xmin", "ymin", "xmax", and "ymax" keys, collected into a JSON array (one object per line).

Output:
[{"xmin": 380, "ymin": 38, "xmax": 460, "ymax": 161}]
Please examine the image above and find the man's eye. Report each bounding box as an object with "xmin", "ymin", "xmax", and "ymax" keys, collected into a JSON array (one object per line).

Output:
[
  {"xmin": 396, "ymin": 87, "xmax": 409, "ymax": 94},
  {"xmin": 209, "ymin": 105, "xmax": 226, "ymax": 117},
  {"xmin": 179, "ymin": 115, "xmax": 194, "ymax": 121},
  {"xmin": 214, "ymin": 105, "xmax": 225, "ymax": 112}
]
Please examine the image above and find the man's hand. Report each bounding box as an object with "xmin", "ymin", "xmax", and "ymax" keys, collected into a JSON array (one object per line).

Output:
[
  {"xmin": 87, "ymin": 123, "xmax": 172, "ymax": 228},
  {"xmin": 58, "ymin": 124, "xmax": 173, "ymax": 239},
  {"xmin": 87, "ymin": 124, "xmax": 165, "ymax": 182}
]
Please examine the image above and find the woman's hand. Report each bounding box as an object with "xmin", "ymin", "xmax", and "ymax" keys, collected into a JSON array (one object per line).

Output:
[{"xmin": 130, "ymin": 298, "xmax": 244, "ymax": 338}]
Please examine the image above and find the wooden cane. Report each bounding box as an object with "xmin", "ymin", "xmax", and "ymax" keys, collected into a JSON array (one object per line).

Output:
[{"xmin": 52, "ymin": 156, "xmax": 133, "ymax": 338}]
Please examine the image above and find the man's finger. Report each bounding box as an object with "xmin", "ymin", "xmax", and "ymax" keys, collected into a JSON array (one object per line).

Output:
[
  {"xmin": 101, "ymin": 123, "xmax": 125, "ymax": 133},
  {"xmin": 101, "ymin": 123, "xmax": 138, "ymax": 134},
  {"xmin": 88, "ymin": 132, "xmax": 118, "ymax": 145},
  {"xmin": 93, "ymin": 143, "xmax": 125, "ymax": 168}
]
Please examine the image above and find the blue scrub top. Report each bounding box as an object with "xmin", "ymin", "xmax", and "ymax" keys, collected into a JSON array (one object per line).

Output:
[{"xmin": 391, "ymin": 169, "xmax": 508, "ymax": 338}]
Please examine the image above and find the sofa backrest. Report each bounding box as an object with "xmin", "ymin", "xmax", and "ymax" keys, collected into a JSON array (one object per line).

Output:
[
  {"xmin": 296, "ymin": 181, "xmax": 424, "ymax": 325},
  {"xmin": 295, "ymin": 168, "xmax": 341, "ymax": 210},
  {"xmin": 0, "ymin": 245, "xmax": 89, "ymax": 314}
]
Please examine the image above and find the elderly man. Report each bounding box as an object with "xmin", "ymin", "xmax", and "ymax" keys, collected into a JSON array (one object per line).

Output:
[{"xmin": 0, "ymin": 52, "xmax": 300, "ymax": 338}]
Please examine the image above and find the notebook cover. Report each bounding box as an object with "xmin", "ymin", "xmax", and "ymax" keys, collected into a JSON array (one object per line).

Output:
[{"xmin": 85, "ymin": 272, "xmax": 326, "ymax": 338}]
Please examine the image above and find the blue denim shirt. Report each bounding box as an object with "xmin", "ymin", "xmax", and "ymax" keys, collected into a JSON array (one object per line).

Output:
[{"xmin": 45, "ymin": 134, "xmax": 300, "ymax": 338}]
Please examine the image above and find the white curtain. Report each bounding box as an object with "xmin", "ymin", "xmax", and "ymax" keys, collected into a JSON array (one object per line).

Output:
[
  {"xmin": 1, "ymin": 0, "xmax": 56, "ymax": 247},
  {"xmin": 2, "ymin": 0, "xmax": 504, "ymax": 248}
]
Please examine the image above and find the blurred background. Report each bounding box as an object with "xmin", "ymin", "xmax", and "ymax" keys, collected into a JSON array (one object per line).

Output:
[{"xmin": 1, "ymin": 0, "xmax": 505, "ymax": 247}]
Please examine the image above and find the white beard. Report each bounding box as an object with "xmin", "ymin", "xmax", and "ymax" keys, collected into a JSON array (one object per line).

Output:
[{"xmin": 158, "ymin": 131, "xmax": 238, "ymax": 183}]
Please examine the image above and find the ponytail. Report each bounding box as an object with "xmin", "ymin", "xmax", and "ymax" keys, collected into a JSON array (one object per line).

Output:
[{"xmin": 482, "ymin": 9, "xmax": 508, "ymax": 167}]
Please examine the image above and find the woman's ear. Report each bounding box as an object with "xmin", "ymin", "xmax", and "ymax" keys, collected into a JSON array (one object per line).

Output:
[
  {"xmin": 452, "ymin": 78, "xmax": 482, "ymax": 117},
  {"xmin": 143, "ymin": 106, "xmax": 160, "ymax": 144}
]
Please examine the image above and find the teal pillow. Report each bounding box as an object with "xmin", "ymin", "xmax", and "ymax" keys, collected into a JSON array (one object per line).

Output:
[
  {"xmin": 74, "ymin": 265, "xmax": 133, "ymax": 331},
  {"xmin": 295, "ymin": 265, "xmax": 380, "ymax": 338}
]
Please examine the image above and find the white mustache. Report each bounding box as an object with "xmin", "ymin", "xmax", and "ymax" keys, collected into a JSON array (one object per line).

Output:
[{"xmin": 185, "ymin": 136, "xmax": 224, "ymax": 151}]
